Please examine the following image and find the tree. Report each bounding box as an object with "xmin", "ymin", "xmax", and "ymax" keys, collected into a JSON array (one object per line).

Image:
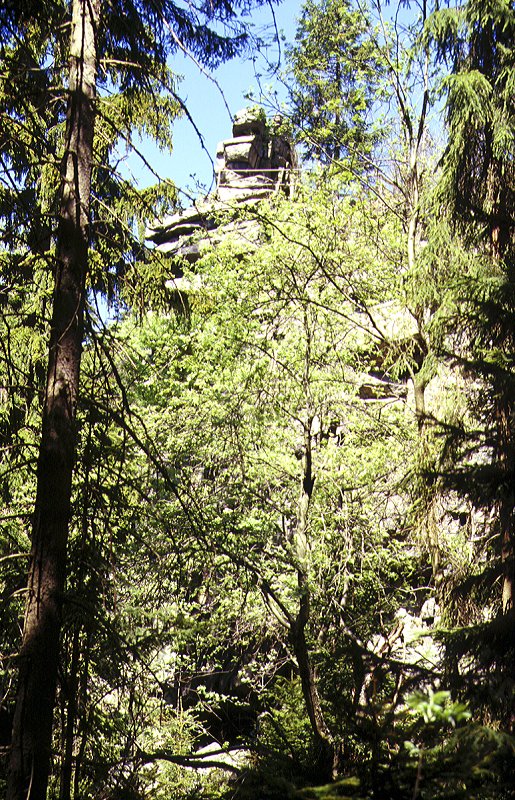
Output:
[
  {"xmin": 292, "ymin": 0, "xmax": 445, "ymax": 584},
  {"xmin": 2, "ymin": 1, "xmax": 514, "ymax": 796},
  {"xmin": 6, "ymin": 3, "xmax": 103, "ymax": 796},
  {"xmin": 88, "ymin": 171, "xmax": 514, "ymax": 797},
  {"xmin": 1, "ymin": 1, "xmax": 274, "ymax": 797},
  {"xmin": 425, "ymin": 0, "xmax": 515, "ymax": 613},
  {"xmin": 287, "ymin": 0, "xmax": 382, "ymax": 166},
  {"xmin": 115, "ymin": 182, "xmax": 427, "ymax": 787}
]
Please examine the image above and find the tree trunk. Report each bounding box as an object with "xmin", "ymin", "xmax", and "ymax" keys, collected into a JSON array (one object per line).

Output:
[
  {"xmin": 59, "ymin": 628, "xmax": 82, "ymax": 800},
  {"xmin": 291, "ymin": 591, "xmax": 339, "ymax": 781},
  {"xmin": 290, "ymin": 421, "xmax": 339, "ymax": 782},
  {"xmin": 497, "ymin": 325, "xmax": 514, "ymax": 615},
  {"xmin": 489, "ymin": 157, "xmax": 514, "ymax": 615},
  {"xmin": 496, "ymin": 384, "xmax": 514, "ymax": 614},
  {"xmin": 7, "ymin": 1, "xmax": 100, "ymax": 797}
]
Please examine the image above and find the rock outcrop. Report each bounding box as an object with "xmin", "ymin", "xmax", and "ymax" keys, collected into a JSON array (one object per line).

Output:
[{"xmin": 146, "ymin": 107, "xmax": 296, "ymax": 265}]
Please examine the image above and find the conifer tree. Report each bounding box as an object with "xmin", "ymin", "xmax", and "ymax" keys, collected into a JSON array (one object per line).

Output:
[
  {"xmin": 287, "ymin": 0, "xmax": 381, "ymax": 166},
  {"xmin": 0, "ymin": 1, "xmax": 272, "ymax": 798},
  {"xmin": 426, "ymin": 0, "xmax": 515, "ymax": 613}
]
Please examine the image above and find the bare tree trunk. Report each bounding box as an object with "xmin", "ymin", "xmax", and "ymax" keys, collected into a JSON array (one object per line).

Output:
[
  {"xmin": 291, "ymin": 591, "xmax": 339, "ymax": 781},
  {"xmin": 494, "ymin": 367, "xmax": 514, "ymax": 615},
  {"xmin": 7, "ymin": 1, "xmax": 100, "ymax": 797}
]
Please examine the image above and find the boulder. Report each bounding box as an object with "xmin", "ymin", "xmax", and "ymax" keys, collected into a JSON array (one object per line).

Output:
[
  {"xmin": 223, "ymin": 135, "xmax": 262, "ymax": 169},
  {"xmin": 232, "ymin": 106, "xmax": 267, "ymax": 137}
]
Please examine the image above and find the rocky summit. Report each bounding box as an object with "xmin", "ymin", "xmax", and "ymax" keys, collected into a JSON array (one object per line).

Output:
[{"xmin": 146, "ymin": 107, "xmax": 297, "ymax": 265}]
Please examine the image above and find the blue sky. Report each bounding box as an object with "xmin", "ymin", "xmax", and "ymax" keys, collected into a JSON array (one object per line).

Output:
[
  {"xmin": 127, "ymin": 0, "xmax": 302, "ymax": 200},
  {"xmin": 125, "ymin": 0, "xmax": 428, "ymax": 203}
]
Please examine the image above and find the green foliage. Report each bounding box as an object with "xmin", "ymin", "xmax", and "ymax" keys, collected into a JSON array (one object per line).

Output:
[
  {"xmin": 0, "ymin": 260, "xmax": 50, "ymax": 735},
  {"xmin": 2, "ymin": 2, "xmax": 514, "ymax": 797},
  {"xmin": 396, "ymin": 711, "xmax": 515, "ymax": 800},
  {"xmin": 425, "ymin": 0, "xmax": 515, "ymax": 242},
  {"xmin": 98, "ymin": 180, "xmax": 435, "ymax": 794},
  {"xmin": 406, "ymin": 688, "xmax": 471, "ymax": 727},
  {"xmin": 256, "ymin": 678, "xmax": 316, "ymax": 776},
  {"xmin": 287, "ymin": 0, "xmax": 383, "ymax": 166}
]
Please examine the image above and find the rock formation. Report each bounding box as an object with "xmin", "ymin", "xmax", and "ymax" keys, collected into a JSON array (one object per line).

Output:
[{"xmin": 146, "ymin": 107, "xmax": 297, "ymax": 266}]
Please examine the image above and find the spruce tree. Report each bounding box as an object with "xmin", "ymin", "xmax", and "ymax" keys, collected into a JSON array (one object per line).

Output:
[
  {"xmin": 0, "ymin": 1, "xmax": 273, "ymax": 797},
  {"xmin": 287, "ymin": 0, "xmax": 382, "ymax": 166},
  {"xmin": 426, "ymin": 0, "xmax": 515, "ymax": 614}
]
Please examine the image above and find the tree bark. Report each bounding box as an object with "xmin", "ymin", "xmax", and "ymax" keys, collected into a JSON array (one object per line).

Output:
[
  {"xmin": 498, "ymin": 401, "xmax": 514, "ymax": 614},
  {"xmin": 291, "ymin": 589, "xmax": 339, "ymax": 781},
  {"xmin": 7, "ymin": 1, "xmax": 100, "ymax": 797},
  {"xmin": 488, "ymin": 157, "xmax": 514, "ymax": 615},
  {"xmin": 59, "ymin": 627, "xmax": 81, "ymax": 800}
]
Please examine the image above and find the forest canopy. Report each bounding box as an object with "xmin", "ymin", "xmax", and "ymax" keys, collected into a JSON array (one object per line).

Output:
[{"xmin": 0, "ymin": 1, "xmax": 514, "ymax": 799}]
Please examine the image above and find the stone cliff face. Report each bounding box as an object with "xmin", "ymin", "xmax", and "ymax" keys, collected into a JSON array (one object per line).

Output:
[{"xmin": 146, "ymin": 108, "xmax": 297, "ymax": 264}]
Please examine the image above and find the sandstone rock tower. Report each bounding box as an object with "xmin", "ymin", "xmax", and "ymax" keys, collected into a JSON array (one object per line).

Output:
[{"xmin": 146, "ymin": 107, "xmax": 297, "ymax": 263}]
